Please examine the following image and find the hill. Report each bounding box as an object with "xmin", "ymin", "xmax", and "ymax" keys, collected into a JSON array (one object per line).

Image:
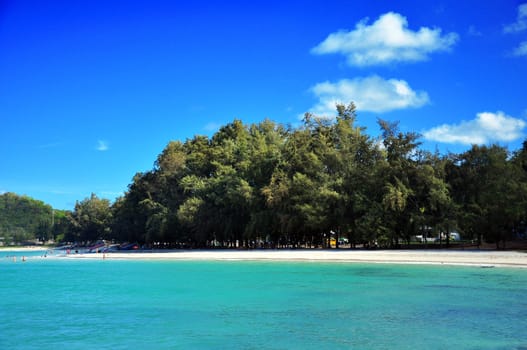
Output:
[{"xmin": 0, "ymin": 192, "xmax": 54, "ymax": 244}]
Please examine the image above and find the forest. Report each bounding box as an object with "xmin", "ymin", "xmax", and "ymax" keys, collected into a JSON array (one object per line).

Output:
[
  {"xmin": 0, "ymin": 192, "xmax": 69, "ymax": 245},
  {"xmin": 3, "ymin": 104, "xmax": 527, "ymax": 249}
]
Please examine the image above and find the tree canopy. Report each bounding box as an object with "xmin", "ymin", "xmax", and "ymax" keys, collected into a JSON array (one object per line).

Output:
[
  {"xmin": 103, "ymin": 103, "xmax": 527, "ymax": 249},
  {"xmin": 0, "ymin": 192, "xmax": 67, "ymax": 244},
  {"xmin": 3, "ymin": 103, "xmax": 527, "ymax": 249}
]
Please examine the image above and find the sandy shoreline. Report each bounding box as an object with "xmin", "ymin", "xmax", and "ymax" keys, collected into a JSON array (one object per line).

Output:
[
  {"xmin": 4, "ymin": 247, "xmax": 526, "ymax": 267},
  {"xmin": 46, "ymin": 249, "xmax": 527, "ymax": 268},
  {"xmin": 0, "ymin": 246, "xmax": 50, "ymax": 252}
]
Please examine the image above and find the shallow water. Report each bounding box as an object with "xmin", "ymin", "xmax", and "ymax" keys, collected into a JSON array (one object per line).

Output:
[{"xmin": 1, "ymin": 251, "xmax": 526, "ymax": 349}]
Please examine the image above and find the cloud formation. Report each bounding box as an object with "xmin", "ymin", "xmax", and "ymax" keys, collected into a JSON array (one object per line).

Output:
[
  {"xmin": 309, "ymin": 76, "xmax": 429, "ymax": 115},
  {"xmin": 311, "ymin": 12, "xmax": 458, "ymax": 66},
  {"xmin": 423, "ymin": 111, "xmax": 526, "ymax": 145},
  {"xmin": 504, "ymin": 4, "xmax": 527, "ymax": 33},
  {"xmin": 96, "ymin": 140, "xmax": 109, "ymax": 151},
  {"xmin": 513, "ymin": 40, "xmax": 527, "ymax": 56}
]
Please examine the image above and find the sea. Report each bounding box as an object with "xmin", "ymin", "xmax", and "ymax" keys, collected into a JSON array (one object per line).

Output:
[{"xmin": 1, "ymin": 250, "xmax": 526, "ymax": 350}]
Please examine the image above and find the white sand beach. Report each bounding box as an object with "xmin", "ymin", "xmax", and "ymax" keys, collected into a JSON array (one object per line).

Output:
[
  {"xmin": 58, "ymin": 249, "xmax": 527, "ymax": 268},
  {"xmin": 0, "ymin": 246, "xmax": 49, "ymax": 252}
]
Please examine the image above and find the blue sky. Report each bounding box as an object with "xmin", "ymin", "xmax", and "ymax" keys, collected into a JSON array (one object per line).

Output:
[{"xmin": 1, "ymin": 0, "xmax": 526, "ymax": 210}]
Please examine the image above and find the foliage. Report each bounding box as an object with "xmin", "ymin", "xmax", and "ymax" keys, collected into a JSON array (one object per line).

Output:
[
  {"xmin": 5, "ymin": 103, "xmax": 527, "ymax": 249},
  {"xmin": 106, "ymin": 105, "xmax": 527, "ymax": 248},
  {"xmin": 0, "ymin": 192, "xmax": 57, "ymax": 244},
  {"xmin": 68, "ymin": 193, "xmax": 112, "ymax": 242}
]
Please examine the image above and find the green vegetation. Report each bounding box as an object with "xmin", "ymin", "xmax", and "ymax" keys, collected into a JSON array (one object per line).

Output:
[
  {"xmin": 0, "ymin": 192, "xmax": 68, "ymax": 244},
  {"xmin": 105, "ymin": 103, "xmax": 527, "ymax": 249},
  {"xmin": 3, "ymin": 103, "xmax": 527, "ymax": 249}
]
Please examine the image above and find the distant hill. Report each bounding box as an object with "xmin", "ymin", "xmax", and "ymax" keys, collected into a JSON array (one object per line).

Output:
[{"xmin": 0, "ymin": 192, "xmax": 54, "ymax": 244}]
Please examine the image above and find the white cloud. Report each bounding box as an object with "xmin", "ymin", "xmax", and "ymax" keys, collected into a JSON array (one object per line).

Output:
[
  {"xmin": 513, "ymin": 40, "xmax": 527, "ymax": 56},
  {"xmin": 96, "ymin": 140, "xmax": 109, "ymax": 151},
  {"xmin": 504, "ymin": 3, "xmax": 527, "ymax": 33},
  {"xmin": 309, "ymin": 75, "xmax": 429, "ymax": 115},
  {"xmin": 311, "ymin": 12, "xmax": 458, "ymax": 66},
  {"xmin": 423, "ymin": 111, "xmax": 526, "ymax": 145}
]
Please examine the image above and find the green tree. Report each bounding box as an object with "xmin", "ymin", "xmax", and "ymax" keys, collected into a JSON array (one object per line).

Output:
[
  {"xmin": 414, "ymin": 152, "xmax": 457, "ymax": 246},
  {"xmin": 448, "ymin": 145, "xmax": 526, "ymax": 248},
  {"xmin": 262, "ymin": 115, "xmax": 330, "ymax": 247},
  {"xmin": 106, "ymin": 105, "xmax": 527, "ymax": 251},
  {"xmin": 331, "ymin": 103, "xmax": 381, "ymax": 246},
  {"xmin": 377, "ymin": 119, "xmax": 421, "ymax": 246},
  {"xmin": 69, "ymin": 193, "xmax": 112, "ymax": 242},
  {"xmin": 243, "ymin": 119, "xmax": 286, "ymax": 245},
  {"xmin": 51, "ymin": 210, "xmax": 70, "ymax": 242},
  {"xmin": 0, "ymin": 192, "xmax": 55, "ymax": 244}
]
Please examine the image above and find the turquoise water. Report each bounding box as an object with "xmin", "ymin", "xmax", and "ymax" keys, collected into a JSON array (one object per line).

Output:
[{"xmin": 1, "ymin": 251, "xmax": 526, "ymax": 349}]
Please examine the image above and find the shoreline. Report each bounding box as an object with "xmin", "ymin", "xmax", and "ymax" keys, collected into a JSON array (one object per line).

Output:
[
  {"xmin": 54, "ymin": 249, "xmax": 527, "ymax": 268},
  {"xmin": 0, "ymin": 246, "xmax": 50, "ymax": 252},
  {"xmin": 4, "ymin": 247, "xmax": 526, "ymax": 268}
]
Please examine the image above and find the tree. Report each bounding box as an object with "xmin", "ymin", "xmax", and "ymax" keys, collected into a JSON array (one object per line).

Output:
[
  {"xmin": 36, "ymin": 220, "xmax": 52, "ymax": 242},
  {"xmin": 51, "ymin": 210, "xmax": 70, "ymax": 242},
  {"xmin": 332, "ymin": 103, "xmax": 382, "ymax": 246},
  {"xmin": 243, "ymin": 120, "xmax": 286, "ymax": 245},
  {"xmin": 69, "ymin": 193, "xmax": 112, "ymax": 242},
  {"xmin": 105, "ymin": 105, "xmax": 527, "ymax": 250},
  {"xmin": 377, "ymin": 119, "xmax": 421, "ymax": 246},
  {"xmin": 414, "ymin": 152, "xmax": 456, "ymax": 247},
  {"xmin": 262, "ymin": 114, "xmax": 333, "ymax": 247},
  {"xmin": 448, "ymin": 145, "xmax": 527, "ymax": 248},
  {"xmin": 0, "ymin": 192, "xmax": 55, "ymax": 244}
]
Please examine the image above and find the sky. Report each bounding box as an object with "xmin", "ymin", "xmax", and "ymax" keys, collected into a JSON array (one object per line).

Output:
[{"xmin": 1, "ymin": 0, "xmax": 527, "ymax": 210}]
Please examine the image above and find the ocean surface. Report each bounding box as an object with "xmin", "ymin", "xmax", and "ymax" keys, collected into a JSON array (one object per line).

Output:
[{"xmin": 1, "ymin": 250, "xmax": 526, "ymax": 350}]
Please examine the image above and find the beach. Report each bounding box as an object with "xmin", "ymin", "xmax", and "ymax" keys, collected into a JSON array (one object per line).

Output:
[
  {"xmin": 4, "ymin": 246, "xmax": 526, "ymax": 267},
  {"xmin": 50, "ymin": 248, "xmax": 527, "ymax": 268},
  {"xmin": 0, "ymin": 246, "xmax": 49, "ymax": 252}
]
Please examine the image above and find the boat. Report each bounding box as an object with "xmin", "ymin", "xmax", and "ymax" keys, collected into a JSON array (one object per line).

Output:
[
  {"xmin": 87, "ymin": 241, "xmax": 106, "ymax": 253},
  {"xmin": 119, "ymin": 242, "xmax": 139, "ymax": 250}
]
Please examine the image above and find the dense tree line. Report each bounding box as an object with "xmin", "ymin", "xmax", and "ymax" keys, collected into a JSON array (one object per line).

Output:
[
  {"xmin": 4, "ymin": 103, "xmax": 527, "ymax": 249},
  {"xmin": 78, "ymin": 103, "xmax": 527, "ymax": 249},
  {"xmin": 0, "ymin": 192, "xmax": 68, "ymax": 244}
]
